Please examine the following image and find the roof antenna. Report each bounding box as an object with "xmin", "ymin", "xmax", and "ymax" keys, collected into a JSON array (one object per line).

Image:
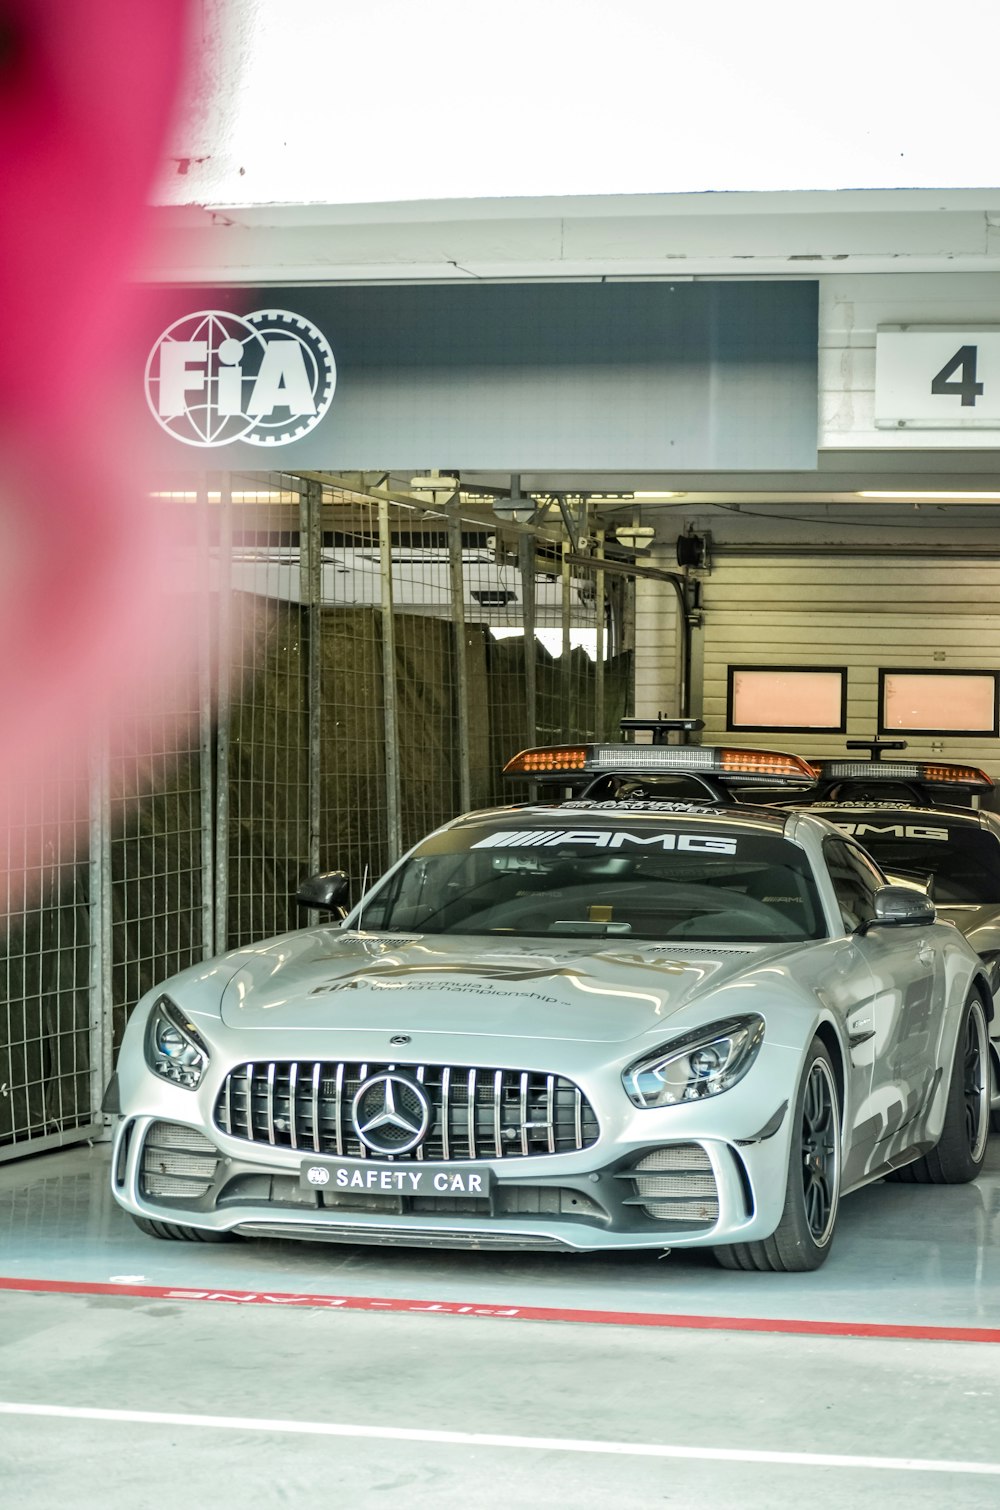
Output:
[
  {"xmin": 845, "ymin": 737, "xmax": 908, "ymax": 762},
  {"xmin": 620, "ymin": 715, "xmax": 705, "ymax": 746}
]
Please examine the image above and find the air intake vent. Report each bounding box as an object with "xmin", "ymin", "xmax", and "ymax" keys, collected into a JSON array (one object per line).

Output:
[
  {"xmin": 624, "ymin": 1144, "xmax": 719, "ymax": 1225},
  {"xmin": 141, "ymin": 1121, "xmax": 219, "ymax": 1198}
]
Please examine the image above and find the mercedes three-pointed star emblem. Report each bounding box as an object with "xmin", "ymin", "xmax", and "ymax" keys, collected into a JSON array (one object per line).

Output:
[{"xmin": 351, "ymin": 1071, "xmax": 432, "ymax": 1155}]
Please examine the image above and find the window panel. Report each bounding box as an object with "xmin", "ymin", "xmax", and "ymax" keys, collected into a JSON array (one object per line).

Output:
[
  {"xmin": 727, "ymin": 666, "xmax": 847, "ymax": 734},
  {"xmin": 879, "ymin": 670, "xmax": 999, "ymax": 736}
]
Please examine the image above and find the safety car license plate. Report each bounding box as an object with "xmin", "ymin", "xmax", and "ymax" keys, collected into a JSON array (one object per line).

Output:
[{"xmin": 300, "ymin": 1159, "xmax": 493, "ymax": 1198}]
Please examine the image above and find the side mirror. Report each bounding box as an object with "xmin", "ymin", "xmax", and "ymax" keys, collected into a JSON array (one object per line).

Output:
[
  {"xmin": 869, "ymin": 884, "xmax": 936, "ymax": 928},
  {"xmin": 296, "ymin": 870, "xmax": 350, "ymax": 916}
]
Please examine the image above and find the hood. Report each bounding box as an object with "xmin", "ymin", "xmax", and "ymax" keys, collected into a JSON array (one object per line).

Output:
[{"xmin": 218, "ymin": 929, "xmax": 782, "ymax": 1044}]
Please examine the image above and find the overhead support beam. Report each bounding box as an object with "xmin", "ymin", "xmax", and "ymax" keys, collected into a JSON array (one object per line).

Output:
[
  {"xmin": 299, "ymin": 472, "xmax": 586, "ymax": 545},
  {"xmin": 144, "ymin": 188, "xmax": 1000, "ymax": 285}
]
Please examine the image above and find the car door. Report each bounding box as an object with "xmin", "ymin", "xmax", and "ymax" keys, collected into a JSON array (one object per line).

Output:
[{"xmin": 823, "ymin": 835, "xmax": 940, "ymax": 1168}]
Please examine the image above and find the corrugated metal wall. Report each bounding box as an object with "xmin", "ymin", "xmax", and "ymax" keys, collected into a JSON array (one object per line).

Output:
[
  {"xmin": 634, "ymin": 573, "xmax": 683, "ymax": 718},
  {"xmin": 696, "ymin": 550, "xmax": 1000, "ymax": 776}
]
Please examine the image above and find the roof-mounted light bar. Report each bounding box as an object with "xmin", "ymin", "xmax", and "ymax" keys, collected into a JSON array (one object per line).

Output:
[
  {"xmin": 815, "ymin": 758, "xmax": 993, "ymax": 789},
  {"xmin": 503, "ymin": 744, "xmax": 817, "ymax": 785}
]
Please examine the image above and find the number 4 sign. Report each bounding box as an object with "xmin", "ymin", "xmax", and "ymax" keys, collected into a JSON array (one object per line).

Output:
[{"xmin": 875, "ymin": 327, "xmax": 1000, "ymax": 428}]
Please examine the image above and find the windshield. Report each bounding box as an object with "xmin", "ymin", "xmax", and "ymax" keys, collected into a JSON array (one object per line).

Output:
[
  {"xmin": 357, "ymin": 820, "xmax": 825, "ymax": 942},
  {"xmin": 829, "ymin": 816, "xmax": 1000, "ymax": 903}
]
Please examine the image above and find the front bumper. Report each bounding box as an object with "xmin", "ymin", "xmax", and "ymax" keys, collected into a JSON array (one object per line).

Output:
[{"xmin": 110, "ymin": 1098, "xmax": 794, "ymax": 1253}]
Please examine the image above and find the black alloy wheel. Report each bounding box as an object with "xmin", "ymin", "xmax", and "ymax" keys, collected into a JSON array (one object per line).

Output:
[
  {"xmin": 961, "ymin": 997, "xmax": 990, "ymax": 1165},
  {"xmin": 800, "ymin": 1056, "xmax": 840, "ymax": 1247},
  {"xmin": 891, "ymin": 992, "xmax": 990, "ymax": 1185},
  {"xmin": 715, "ymin": 1036, "xmax": 841, "ymax": 1272}
]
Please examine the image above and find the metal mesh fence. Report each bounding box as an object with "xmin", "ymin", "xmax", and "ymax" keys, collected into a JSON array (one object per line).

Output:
[
  {"xmin": 0, "ymin": 475, "xmax": 642, "ymax": 1161},
  {"xmin": 107, "ymin": 645, "xmax": 207, "ymax": 1051},
  {"xmin": 0, "ymin": 766, "xmax": 93, "ymax": 1155}
]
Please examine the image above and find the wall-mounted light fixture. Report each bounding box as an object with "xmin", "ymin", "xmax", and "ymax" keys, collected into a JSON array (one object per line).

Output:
[
  {"xmin": 408, "ymin": 473, "xmax": 459, "ymax": 499},
  {"xmin": 492, "ymin": 475, "xmax": 537, "ymax": 524},
  {"xmin": 614, "ymin": 525, "xmax": 655, "ymax": 550}
]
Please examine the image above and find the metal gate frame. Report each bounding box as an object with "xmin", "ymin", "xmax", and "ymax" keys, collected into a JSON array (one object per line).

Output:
[{"xmin": 2, "ymin": 475, "xmax": 681, "ymax": 1161}]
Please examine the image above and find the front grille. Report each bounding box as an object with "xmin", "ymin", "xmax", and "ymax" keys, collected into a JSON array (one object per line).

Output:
[
  {"xmin": 214, "ymin": 1061, "xmax": 599, "ymax": 1161},
  {"xmin": 624, "ymin": 1144, "xmax": 720, "ymax": 1225},
  {"xmin": 141, "ymin": 1121, "xmax": 220, "ymax": 1198}
]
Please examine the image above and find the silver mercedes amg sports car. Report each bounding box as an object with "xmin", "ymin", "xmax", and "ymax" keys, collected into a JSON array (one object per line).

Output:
[
  {"xmin": 801, "ymin": 797, "xmax": 1000, "ymax": 1129},
  {"xmin": 105, "ymin": 743, "xmax": 993, "ymax": 1272}
]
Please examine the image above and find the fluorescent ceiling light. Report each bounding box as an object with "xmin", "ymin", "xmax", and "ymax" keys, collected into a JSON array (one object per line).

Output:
[
  {"xmin": 856, "ymin": 490, "xmax": 1000, "ymax": 501},
  {"xmin": 409, "ymin": 475, "xmax": 458, "ymax": 494},
  {"xmin": 147, "ymin": 490, "xmax": 301, "ymax": 502},
  {"xmin": 632, "ymin": 491, "xmax": 685, "ymax": 501}
]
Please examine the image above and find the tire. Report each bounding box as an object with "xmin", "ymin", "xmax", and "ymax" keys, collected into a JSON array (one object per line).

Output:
[
  {"xmin": 990, "ymin": 1049, "xmax": 1000, "ymax": 1136},
  {"xmin": 130, "ymin": 1215, "xmax": 232, "ymax": 1243},
  {"xmin": 891, "ymin": 993, "xmax": 990, "ymax": 1185},
  {"xmin": 714, "ymin": 1038, "xmax": 841, "ymax": 1273}
]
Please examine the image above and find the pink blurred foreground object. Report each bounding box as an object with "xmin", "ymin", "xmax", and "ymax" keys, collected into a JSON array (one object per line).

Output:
[{"xmin": 0, "ymin": 0, "xmax": 194, "ymax": 900}]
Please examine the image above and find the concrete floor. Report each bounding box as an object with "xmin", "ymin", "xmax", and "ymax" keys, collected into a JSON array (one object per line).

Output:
[{"xmin": 2, "ymin": 1141, "xmax": 1000, "ymax": 1508}]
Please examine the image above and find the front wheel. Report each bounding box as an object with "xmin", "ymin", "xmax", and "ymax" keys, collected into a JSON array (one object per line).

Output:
[
  {"xmin": 892, "ymin": 993, "xmax": 990, "ymax": 1185},
  {"xmin": 715, "ymin": 1038, "xmax": 841, "ymax": 1273}
]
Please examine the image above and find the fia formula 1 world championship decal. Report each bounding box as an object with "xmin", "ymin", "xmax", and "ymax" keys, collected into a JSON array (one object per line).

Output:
[{"xmin": 145, "ymin": 309, "xmax": 336, "ymax": 447}]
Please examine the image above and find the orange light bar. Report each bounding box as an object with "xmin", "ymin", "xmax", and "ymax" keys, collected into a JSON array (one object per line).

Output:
[
  {"xmin": 921, "ymin": 763, "xmax": 993, "ymax": 788},
  {"xmin": 503, "ymin": 742, "xmax": 818, "ymax": 784},
  {"xmin": 505, "ymin": 746, "xmax": 588, "ymax": 775},
  {"xmin": 817, "ymin": 757, "xmax": 994, "ymax": 789},
  {"xmin": 719, "ymin": 748, "xmax": 817, "ymax": 780}
]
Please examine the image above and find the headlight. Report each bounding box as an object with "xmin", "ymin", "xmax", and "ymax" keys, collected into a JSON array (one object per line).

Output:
[
  {"xmin": 623, "ymin": 1015, "xmax": 765, "ymax": 1108},
  {"xmin": 144, "ymin": 996, "xmax": 211, "ymax": 1090}
]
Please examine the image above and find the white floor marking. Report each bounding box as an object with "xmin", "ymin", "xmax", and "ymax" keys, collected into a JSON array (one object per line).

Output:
[{"xmin": 0, "ymin": 1403, "xmax": 998, "ymax": 1476}]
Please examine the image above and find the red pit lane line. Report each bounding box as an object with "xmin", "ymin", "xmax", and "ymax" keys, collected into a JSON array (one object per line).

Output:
[{"xmin": 1, "ymin": 1274, "xmax": 999, "ymax": 1343}]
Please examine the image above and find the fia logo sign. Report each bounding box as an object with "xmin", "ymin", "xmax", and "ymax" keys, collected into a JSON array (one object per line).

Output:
[{"xmin": 145, "ymin": 309, "xmax": 336, "ymax": 447}]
